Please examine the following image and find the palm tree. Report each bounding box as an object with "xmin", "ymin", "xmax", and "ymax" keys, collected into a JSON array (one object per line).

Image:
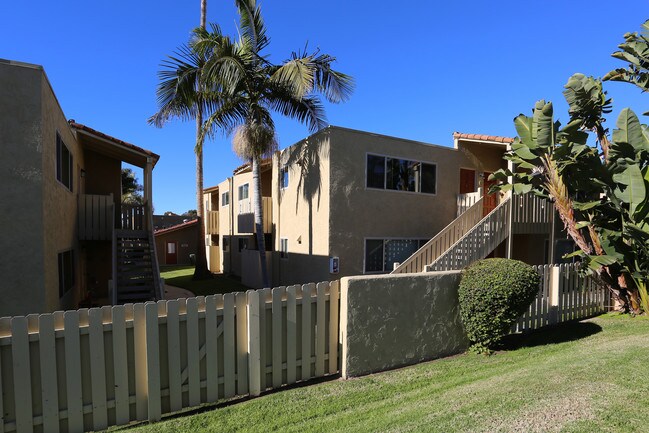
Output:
[
  {"xmin": 149, "ymin": 0, "xmax": 212, "ymax": 280},
  {"xmin": 194, "ymin": 0, "xmax": 354, "ymax": 287}
]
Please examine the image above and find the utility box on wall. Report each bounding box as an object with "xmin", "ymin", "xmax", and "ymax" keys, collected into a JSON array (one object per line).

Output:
[{"xmin": 329, "ymin": 256, "xmax": 339, "ymax": 274}]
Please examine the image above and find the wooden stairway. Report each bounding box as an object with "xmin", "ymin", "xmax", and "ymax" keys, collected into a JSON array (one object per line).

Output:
[{"xmin": 113, "ymin": 229, "xmax": 161, "ymax": 304}]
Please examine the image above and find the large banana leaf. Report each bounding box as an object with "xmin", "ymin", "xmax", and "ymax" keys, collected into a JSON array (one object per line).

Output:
[{"xmin": 612, "ymin": 163, "xmax": 646, "ymax": 215}]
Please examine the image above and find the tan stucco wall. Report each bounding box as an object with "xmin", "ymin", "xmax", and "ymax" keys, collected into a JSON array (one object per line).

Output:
[
  {"xmin": 271, "ymin": 132, "xmax": 331, "ymax": 286},
  {"xmin": 0, "ymin": 61, "xmax": 47, "ymax": 316},
  {"xmin": 340, "ymin": 271, "xmax": 468, "ymax": 378},
  {"xmin": 41, "ymin": 71, "xmax": 85, "ymax": 312},
  {"xmin": 328, "ymin": 127, "xmax": 501, "ymax": 278}
]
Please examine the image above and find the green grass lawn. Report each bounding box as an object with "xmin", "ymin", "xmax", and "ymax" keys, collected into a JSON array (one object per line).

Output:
[
  {"xmin": 160, "ymin": 266, "xmax": 249, "ymax": 296},
  {"xmin": 117, "ymin": 314, "xmax": 649, "ymax": 433}
]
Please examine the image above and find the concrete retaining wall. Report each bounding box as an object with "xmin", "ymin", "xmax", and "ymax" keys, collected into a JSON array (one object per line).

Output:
[{"xmin": 340, "ymin": 271, "xmax": 468, "ymax": 378}]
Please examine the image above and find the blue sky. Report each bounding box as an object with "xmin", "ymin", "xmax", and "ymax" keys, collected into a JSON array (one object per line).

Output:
[{"xmin": 2, "ymin": 0, "xmax": 647, "ymax": 213}]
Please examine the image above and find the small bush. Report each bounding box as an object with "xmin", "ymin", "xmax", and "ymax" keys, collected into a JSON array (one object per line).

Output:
[{"xmin": 458, "ymin": 258, "xmax": 540, "ymax": 353}]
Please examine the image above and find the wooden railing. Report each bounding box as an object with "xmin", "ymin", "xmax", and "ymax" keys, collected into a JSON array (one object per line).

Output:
[
  {"xmin": 206, "ymin": 210, "xmax": 219, "ymax": 235},
  {"xmin": 457, "ymin": 191, "xmax": 481, "ymax": 217},
  {"xmin": 512, "ymin": 264, "xmax": 609, "ymax": 333},
  {"xmin": 392, "ymin": 198, "xmax": 484, "ymax": 274},
  {"xmin": 78, "ymin": 194, "xmax": 114, "ymax": 240},
  {"xmin": 0, "ymin": 281, "xmax": 339, "ymax": 432},
  {"xmin": 120, "ymin": 204, "xmax": 145, "ymax": 231},
  {"xmin": 237, "ymin": 197, "xmax": 273, "ymax": 234},
  {"xmin": 512, "ymin": 193, "xmax": 553, "ymax": 234},
  {"xmin": 427, "ymin": 197, "xmax": 511, "ymax": 272}
]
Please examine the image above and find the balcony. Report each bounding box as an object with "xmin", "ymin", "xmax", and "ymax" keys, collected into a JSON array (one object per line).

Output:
[
  {"xmin": 206, "ymin": 210, "xmax": 219, "ymax": 235},
  {"xmin": 237, "ymin": 197, "xmax": 272, "ymax": 234},
  {"xmin": 78, "ymin": 194, "xmax": 114, "ymax": 240}
]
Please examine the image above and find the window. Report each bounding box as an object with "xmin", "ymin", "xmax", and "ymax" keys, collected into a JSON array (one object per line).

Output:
[
  {"xmin": 280, "ymin": 238, "xmax": 289, "ymax": 259},
  {"xmin": 222, "ymin": 191, "xmax": 230, "ymax": 206},
  {"xmin": 56, "ymin": 132, "xmax": 73, "ymax": 191},
  {"xmin": 280, "ymin": 167, "xmax": 289, "ymax": 189},
  {"xmin": 238, "ymin": 184, "xmax": 249, "ymax": 201},
  {"xmin": 238, "ymin": 237, "xmax": 249, "ymax": 252},
  {"xmin": 58, "ymin": 250, "xmax": 75, "ymax": 298},
  {"xmin": 366, "ymin": 154, "xmax": 436, "ymax": 194},
  {"xmin": 364, "ymin": 238, "xmax": 428, "ymax": 273}
]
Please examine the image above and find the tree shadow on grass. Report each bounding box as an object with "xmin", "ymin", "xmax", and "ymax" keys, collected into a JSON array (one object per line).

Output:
[{"xmin": 498, "ymin": 320, "xmax": 603, "ymax": 351}]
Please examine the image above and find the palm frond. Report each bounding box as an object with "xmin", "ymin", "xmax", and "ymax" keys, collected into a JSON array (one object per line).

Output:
[
  {"xmin": 265, "ymin": 82, "xmax": 327, "ymax": 132},
  {"xmin": 235, "ymin": 0, "xmax": 269, "ymax": 52}
]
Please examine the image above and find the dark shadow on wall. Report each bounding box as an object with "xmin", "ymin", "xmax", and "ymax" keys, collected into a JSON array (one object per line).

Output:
[{"xmin": 282, "ymin": 133, "xmax": 326, "ymax": 256}]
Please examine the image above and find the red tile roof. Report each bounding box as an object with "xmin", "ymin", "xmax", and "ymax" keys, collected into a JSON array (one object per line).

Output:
[
  {"xmin": 453, "ymin": 132, "xmax": 514, "ymax": 144},
  {"xmin": 68, "ymin": 121, "xmax": 161, "ymax": 163},
  {"xmin": 233, "ymin": 157, "xmax": 272, "ymax": 175},
  {"xmin": 154, "ymin": 218, "xmax": 198, "ymax": 236}
]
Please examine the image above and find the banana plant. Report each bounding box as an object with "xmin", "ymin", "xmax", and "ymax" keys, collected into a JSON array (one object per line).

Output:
[{"xmin": 491, "ymin": 73, "xmax": 649, "ymax": 314}]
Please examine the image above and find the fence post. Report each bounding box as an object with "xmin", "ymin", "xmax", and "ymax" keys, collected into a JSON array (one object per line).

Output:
[
  {"xmin": 247, "ymin": 290, "xmax": 261, "ymax": 396},
  {"xmin": 548, "ymin": 266, "xmax": 560, "ymax": 325}
]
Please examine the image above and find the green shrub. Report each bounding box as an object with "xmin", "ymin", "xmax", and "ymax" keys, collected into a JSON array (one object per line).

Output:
[{"xmin": 458, "ymin": 258, "xmax": 541, "ymax": 353}]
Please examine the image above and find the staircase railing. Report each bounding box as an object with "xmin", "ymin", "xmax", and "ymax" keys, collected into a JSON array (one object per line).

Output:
[
  {"xmin": 457, "ymin": 191, "xmax": 481, "ymax": 217},
  {"xmin": 392, "ymin": 197, "xmax": 485, "ymax": 274},
  {"xmin": 427, "ymin": 196, "xmax": 511, "ymax": 272}
]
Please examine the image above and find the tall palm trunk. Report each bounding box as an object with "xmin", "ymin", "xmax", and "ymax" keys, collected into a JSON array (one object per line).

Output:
[
  {"xmin": 193, "ymin": 0, "xmax": 211, "ymax": 280},
  {"xmin": 252, "ymin": 156, "xmax": 269, "ymax": 287}
]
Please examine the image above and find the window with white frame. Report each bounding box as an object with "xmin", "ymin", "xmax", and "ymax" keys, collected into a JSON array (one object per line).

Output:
[
  {"xmin": 56, "ymin": 132, "xmax": 73, "ymax": 191},
  {"xmin": 238, "ymin": 183, "xmax": 249, "ymax": 200},
  {"xmin": 280, "ymin": 238, "xmax": 289, "ymax": 259},
  {"xmin": 366, "ymin": 154, "xmax": 436, "ymax": 194},
  {"xmin": 280, "ymin": 167, "xmax": 289, "ymax": 189},
  {"xmin": 364, "ymin": 238, "xmax": 428, "ymax": 273},
  {"xmin": 222, "ymin": 191, "xmax": 230, "ymax": 206}
]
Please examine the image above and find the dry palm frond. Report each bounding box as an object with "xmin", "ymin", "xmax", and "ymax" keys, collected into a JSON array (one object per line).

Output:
[
  {"xmin": 542, "ymin": 155, "xmax": 593, "ymax": 255},
  {"xmin": 233, "ymin": 122, "xmax": 278, "ymax": 160}
]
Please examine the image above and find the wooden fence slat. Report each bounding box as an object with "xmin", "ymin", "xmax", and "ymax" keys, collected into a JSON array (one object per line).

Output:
[
  {"xmin": 186, "ymin": 297, "xmax": 200, "ymax": 406},
  {"xmin": 286, "ymin": 285, "xmax": 298, "ymax": 385},
  {"xmin": 315, "ymin": 282, "xmax": 327, "ymax": 377},
  {"xmin": 272, "ymin": 287, "xmax": 284, "ymax": 388},
  {"xmin": 133, "ymin": 303, "xmax": 148, "ymax": 421},
  {"xmin": 11, "ymin": 317, "xmax": 33, "ymax": 433},
  {"xmin": 329, "ymin": 280, "xmax": 340, "ymax": 374},
  {"xmin": 223, "ymin": 294, "xmax": 236, "ymax": 398},
  {"xmin": 111, "ymin": 306, "xmax": 130, "ymax": 426},
  {"xmin": 235, "ymin": 292, "xmax": 249, "ymax": 395},
  {"xmin": 205, "ymin": 295, "xmax": 220, "ymax": 402},
  {"xmin": 64, "ymin": 311, "xmax": 84, "ymax": 432},
  {"xmin": 145, "ymin": 303, "xmax": 161, "ymax": 421},
  {"xmin": 247, "ymin": 291, "xmax": 261, "ymax": 397},
  {"xmin": 258, "ymin": 288, "xmax": 269, "ymax": 392},
  {"xmin": 166, "ymin": 300, "xmax": 182, "ymax": 412},
  {"xmin": 301, "ymin": 283, "xmax": 314, "ymax": 381},
  {"xmin": 38, "ymin": 314, "xmax": 59, "ymax": 433},
  {"xmin": 89, "ymin": 308, "xmax": 108, "ymax": 430}
]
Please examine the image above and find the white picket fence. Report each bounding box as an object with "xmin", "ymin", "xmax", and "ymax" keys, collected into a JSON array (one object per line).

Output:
[
  {"xmin": 0, "ymin": 281, "xmax": 340, "ymax": 433},
  {"xmin": 512, "ymin": 264, "xmax": 609, "ymax": 333}
]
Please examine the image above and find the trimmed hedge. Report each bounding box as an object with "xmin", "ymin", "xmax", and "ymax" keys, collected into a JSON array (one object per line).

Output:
[{"xmin": 458, "ymin": 258, "xmax": 541, "ymax": 353}]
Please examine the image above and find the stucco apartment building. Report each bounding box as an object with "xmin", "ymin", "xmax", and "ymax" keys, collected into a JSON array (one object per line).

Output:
[
  {"xmin": 0, "ymin": 59, "xmax": 162, "ymax": 316},
  {"xmin": 203, "ymin": 126, "xmax": 556, "ymax": 288}
]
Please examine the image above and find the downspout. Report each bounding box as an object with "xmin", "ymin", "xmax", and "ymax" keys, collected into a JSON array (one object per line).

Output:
[
  {"xmin": 229, "ymin": 176, "xmax": 234, "ymax": 274},
  {"xmin": 275, "ymin": 151, "xmax": 281, "ymax": 286}
]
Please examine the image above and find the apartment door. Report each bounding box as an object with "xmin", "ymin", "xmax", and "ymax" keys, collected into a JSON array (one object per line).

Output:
[
  {"xmin": 166, "ymin": 241, "xmax": 178, "ymax": 265},
  {"xmin": 459, "ymin": 168, "xmax": 476, "ymax": 194},
  {"xmin": 483, "ymin": 172, "xmax": 498, "ymax": 216}
]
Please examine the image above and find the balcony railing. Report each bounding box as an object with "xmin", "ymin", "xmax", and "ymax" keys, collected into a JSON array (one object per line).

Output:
[
  {"xmin": 78, "ymin": 194, "xmax": 114, "ymax": 241},
  {"xmin": 237, "ymin": 197, "xmax": 273, "ymax": 234},
  {"xmin": 120, "ymin": 204, "xmax": 146, "ymax": 231},
  {"xmin": 206, "ymin": 210, "xmax": 219, "ymax": 235}
]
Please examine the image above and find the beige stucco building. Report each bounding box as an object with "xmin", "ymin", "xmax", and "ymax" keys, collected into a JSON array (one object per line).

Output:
[
  {"xmin": 0, "ymin": 59, "xmax": 162, "ymax": 317},
  {"xmin": 203, "ymin": 126, "xmax": 557, "ymax": 288}
]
